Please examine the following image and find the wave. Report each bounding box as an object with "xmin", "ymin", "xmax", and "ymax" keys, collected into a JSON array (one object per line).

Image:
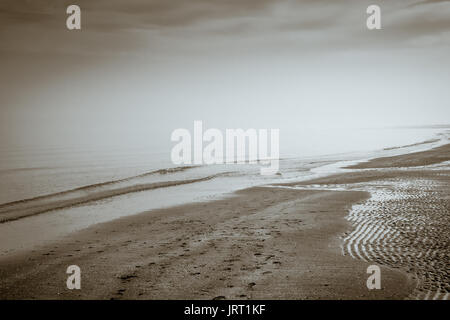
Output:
[
  {"xmin": 383, "ymin": 138, "xmax": 440, "ymax": 151},
  {"xmin": 0, "ymin": 165, "xmax": 220, "ymax": 224},
  {"xmin": 0, "ymin": 165, "xmax": 196, "ymax": 208}
]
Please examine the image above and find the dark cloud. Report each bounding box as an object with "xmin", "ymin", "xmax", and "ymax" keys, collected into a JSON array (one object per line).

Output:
[
  {"xmin": 0, "ymin": 0, "xmax": 449, "ymax": 148},
  {"xmin": 0, "ymin": 0, "xmax": 276, "ymax": 30},
  {"xmin": 407, "ymin": 0, "xmax": 450, "ymax": 7},
  {"xmin": 0, "ymin": 0, "xmax": 449, "ymax": 60}
]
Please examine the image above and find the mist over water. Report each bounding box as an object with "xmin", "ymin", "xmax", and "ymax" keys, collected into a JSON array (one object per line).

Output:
[{"xmin": 0, "ymin": 126, "xmax": 445, "ymax": 205}]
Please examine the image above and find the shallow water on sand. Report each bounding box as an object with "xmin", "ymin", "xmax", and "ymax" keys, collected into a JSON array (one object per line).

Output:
[
  {"xmin": 341, "ymin": 169, "xmax": 450, "ymax": 300},
  {"xmin": 266, "ymin": 134, "xmax": 450, "ymax": 300},
  {"xmin": 0, "ymin": 128, "xmax": 448, "ymax": 267}
]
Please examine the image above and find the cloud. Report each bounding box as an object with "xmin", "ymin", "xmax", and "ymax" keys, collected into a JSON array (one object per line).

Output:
[
  {"xmin": 383, "ymin": 0, "xmax": 450, "ymax": 46},
  {"xmin": 1, "ymin": 0, "xmax": 449, "ymax": 59},
  {"xmin": 407, "ymin": 0, "xmax": 450, "ymax": 8},
  {"xmin": 0, "ymin": 0, "xmax": 276, "ymax": 30}
]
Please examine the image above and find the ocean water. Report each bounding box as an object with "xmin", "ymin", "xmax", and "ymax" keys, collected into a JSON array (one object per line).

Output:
[
  {"xmin": 0, "ymin": 127, "xmax": 448, "ymax": 255},
  {"xmin": 0, "ymin": 127, "xmax": 446, "ymax": 204}
]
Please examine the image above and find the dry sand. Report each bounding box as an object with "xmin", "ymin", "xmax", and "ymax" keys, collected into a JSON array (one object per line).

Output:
[{"xmin": 1, "ymin": 144, "xmax": 449, "ymax": 300}]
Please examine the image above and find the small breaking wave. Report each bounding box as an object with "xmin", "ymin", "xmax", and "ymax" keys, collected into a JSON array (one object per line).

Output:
[
  {"xmin": 0, "ymin": 165, "xmax": 223, "ymax": 224},
  {"xmin": 383, "ymin": 139, "xmax": 440, "ymax": 151}
]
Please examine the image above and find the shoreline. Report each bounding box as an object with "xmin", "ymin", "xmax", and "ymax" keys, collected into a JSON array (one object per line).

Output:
[
  {"xmin": 0, "ymin": 142, "xmax": 448, "ymax": 299},
  {"xmin": 0, "ymin": 187, "xmax": 415, "ymax": 299},
  {"xmin": 279, "ymin": 143, "xmax": 450, "ymax": 299}
]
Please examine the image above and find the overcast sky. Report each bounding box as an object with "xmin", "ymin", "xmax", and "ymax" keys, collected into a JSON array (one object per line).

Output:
[{"xmin": 1, "ymin": 0, "xmax": 449, "ymax": 150}]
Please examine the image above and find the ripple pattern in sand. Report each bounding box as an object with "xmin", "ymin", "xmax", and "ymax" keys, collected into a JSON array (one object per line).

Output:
[{"xmin": 342, "ymin": 178, "xmax": 450, "ymax": 300}]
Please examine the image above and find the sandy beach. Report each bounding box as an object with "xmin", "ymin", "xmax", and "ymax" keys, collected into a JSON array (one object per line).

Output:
[
  {"xmin": 1, "ymin": 143, "xmax": 448, "ymax": 300},
  {"xmin": 2, "ymin": 0, "xmax": 450, "ymax": 306}
]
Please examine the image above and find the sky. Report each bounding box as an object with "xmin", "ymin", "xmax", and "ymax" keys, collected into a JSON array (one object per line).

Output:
[{"xmin": 1, "ymin": 0, "xmax": 449, "ymax": 151}]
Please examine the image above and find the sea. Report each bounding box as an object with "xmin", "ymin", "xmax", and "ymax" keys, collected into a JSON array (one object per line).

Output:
[{"xmin": 0, "ymin": 126, "xmax": 448, "ymax": 255}]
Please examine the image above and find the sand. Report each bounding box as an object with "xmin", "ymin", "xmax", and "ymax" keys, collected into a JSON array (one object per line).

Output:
[
  {"xmin": 0, "ymin": 144, "xmax": 448, "ymax": 300},
  {"xmin": 346, "ymin": 143, "xmax": 450, "ymax": 169},
  {"xmin": 280, "ymin": 144, "xmax": 450, "ymax": 299}
]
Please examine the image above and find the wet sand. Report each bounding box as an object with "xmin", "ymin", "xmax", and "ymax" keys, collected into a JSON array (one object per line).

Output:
[
  {"xmin": 347, "ymin": 143, "xmax": 450, "ymax": 169},
  {"xmin": 281, "ymin": 143, "xmax": 450, "ymax": 299},
  {"xmin": 0, "ymin": 187, "xmax": 413, "ymax": 300},
  {"xmin": 0, "ymin": 144, "xmax": 449, "ymax": 299}
]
